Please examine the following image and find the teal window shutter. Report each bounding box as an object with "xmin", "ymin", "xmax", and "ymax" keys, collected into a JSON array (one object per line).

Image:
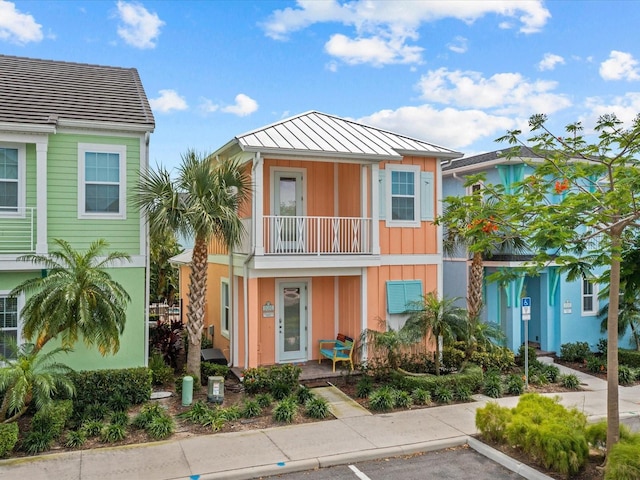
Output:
[
  {"xmin": 378, "ymin": 169, "xmax": 386, "ymax": 219},
  {"xmin": 420, "ymin": 171, "xmax": 434, "ymax": 221},
  {"xmin": 386, "ymin": 280, "xmax": 423, "ymax": 313}
]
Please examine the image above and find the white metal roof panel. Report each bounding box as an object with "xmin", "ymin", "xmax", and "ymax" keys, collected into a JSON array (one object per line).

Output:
[{"xmin": 231, "ymin": 111, "xmax": 460, "ymax": 160}]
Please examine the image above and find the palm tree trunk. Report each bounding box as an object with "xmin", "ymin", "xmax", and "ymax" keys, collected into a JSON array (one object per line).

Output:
[
  {"xmin": 185, "ymin": 237, "xmax": 208, "ymax": 376},
  {"xmin": 468, "ymin": 252, "xmax": 484, "ymax": 321},
  {"xmin": 606, "ymin": 230, "xmax": 622, "ymax": 451}
]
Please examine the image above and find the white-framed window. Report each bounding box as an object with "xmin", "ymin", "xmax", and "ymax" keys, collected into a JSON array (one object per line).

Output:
[
  {"xmin": 582, "ymin": 277, "xmax": 597, "ymax": 315},
  {"xmin": 0, "ymin": 144, "xmax": 26, "ymax": 217},
  {"xmin": 466, "ymin": 182, "xmax": 483, "ymax": 196},
  {"xmin": 0, "ymin": 292, "xmax": 21, "ymax": 360},
  {"xmin": 221, "ymin": 279, "xmax": 230, "ymax": 338},
  {"xmin": 78, "ymin": 143, "xmax": 126, "ymax": 219},
  {"xmin": 386, "ymin": 164, "xmax": 420, "ymax": 227}
]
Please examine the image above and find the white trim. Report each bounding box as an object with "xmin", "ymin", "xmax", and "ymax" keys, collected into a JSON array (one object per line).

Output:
[
  {"xmin": 381, "ymin": 254, "xmax": 441, "ymax": 265},
  {"xmin": 275, "ymin": 278, "xmax": 311, "ymax": 363},
  {"xmin": 0, "ymin": 254, "xmax": 146, "ymax": 270},
  {"xmin": 385, "ymin": 164, "xmax": 420, "ymax": 228},
  {"xmin": 436, "ymin": 158, "xmax": 443, "ymax": 295},
  {"xmin": 78, "ymin": 143, "xmax": 127, "ymax": 220},
  {"xmin": 233, "ymin": 274, "xmax": 240, "ymax": 367},
  {"xmin": 248, "ymin": 266, "xmax": 364, "ymax": 279},
  {"xmin": 252, "ymin": 254, "xmax": 381, "ymax": 270},
  {"xmin": 0, "ymin": 123, "xmax": 56, "ymax": 135},
  {"xmin": 334, "ymin": 163, "xmax": 339, "ymax": 216},
  {"xmin": 581, "ymin": 277, "xmax": 598, "ymax": 316},
  {"xmin": 0, "ymin": 290, "xmax": 23, "ymax": 359},
  {"xmin": 466, "ymin": 181, "xmax": 484, "ymax": 196},
  {"xmin": 334, "ymin": 277, "xmax": 339, "ymax": 337},
  {"xmin": 371, "ymin": 164, "xmax": 380, "ymax": 255},
  {"xmin": 0, "ymin": 142, "xmax": 26, "ymax": 218},
  {"xmin": 253, "ymin": 153, "xmax": 264, "ymax": 256},
  {"xmin": 360, "ymin": 267, "xmax": 368, "ymax": 362},
  {"xmin": 220, "ymin": 277, "xmax": 230, "ymax": 338},
  {"xmin": 57, "ymin": 119, "xmax": 154, "ymax": 133},
  {"xmin": 35, "ymin": 141, "xmax": 48, "ymax": 253},
  {"xmin": 270, "ymin": 166, "xmax": 306, "ymax": 216}
]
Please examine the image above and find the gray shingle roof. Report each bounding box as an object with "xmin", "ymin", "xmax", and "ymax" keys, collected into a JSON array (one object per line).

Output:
[
  {"xmin": 442, "ymin": 146, "xmax": 540, "ymax": 171},
  {"xmin": 0, "ymin": 55, "xmax": 155, "ymax": 129},
  {"xmin": 230, "ymin": 111, "xmax": 462, "ymax": 161}
]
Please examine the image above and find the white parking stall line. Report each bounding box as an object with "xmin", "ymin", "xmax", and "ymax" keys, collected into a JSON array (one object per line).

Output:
[{"xmin": 348, "ymin": 464, "xmax": 372, "ymax": 480}]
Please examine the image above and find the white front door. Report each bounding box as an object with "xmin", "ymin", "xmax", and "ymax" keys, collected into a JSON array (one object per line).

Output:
[
  {"xmin": 278, "ymin": 281, "xmax": 308, "ymax": 362},
  {"xmin": 274, "ymin": 171, "xmax": 304, "ymax": 252}
]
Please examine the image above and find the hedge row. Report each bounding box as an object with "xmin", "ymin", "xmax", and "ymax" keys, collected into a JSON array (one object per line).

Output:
[
  {"xmin": 70, "ymin": 367, "xmax": 152, "ymax": 412},
  {"xmin": 619, "ymin": 349, "xmax": 640, "ymax": 368},
  {"xmin": 390, "ymin": 364, "xmax": 484, "ymax": 395}
]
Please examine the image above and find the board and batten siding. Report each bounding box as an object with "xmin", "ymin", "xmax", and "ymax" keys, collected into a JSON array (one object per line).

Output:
[{"xmin": 46, "ymin": 133, "xmax": 143, "ymax": 254}]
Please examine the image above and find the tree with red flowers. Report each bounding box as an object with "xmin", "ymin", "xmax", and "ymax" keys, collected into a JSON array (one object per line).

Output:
[{"xmin": 498, "ymin": 113, "xmax": 640, "ymax": 452}]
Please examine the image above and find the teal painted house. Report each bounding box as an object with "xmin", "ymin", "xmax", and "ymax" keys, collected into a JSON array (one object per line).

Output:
[
  {"xmin": 0, "ymin": 55, "xmax": 155, "ymax": 370},
  {"xmin": 442, "ymin": 148, "xmax": 632, "ymax": 355}
]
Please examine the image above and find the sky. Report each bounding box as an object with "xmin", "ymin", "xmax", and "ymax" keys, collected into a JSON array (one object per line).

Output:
[{"xmin": 2, "ymin": 0, "xmax": 640, "ymax": 170}]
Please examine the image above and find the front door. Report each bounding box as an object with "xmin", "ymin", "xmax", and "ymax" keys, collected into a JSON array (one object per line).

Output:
[
  {"xmin": 274, "ymin": 171, "xmax": 304, "ymax": 253},
  {"xmin": 278, "ymin": 281, "xmax": 308, "ymax": 362}
]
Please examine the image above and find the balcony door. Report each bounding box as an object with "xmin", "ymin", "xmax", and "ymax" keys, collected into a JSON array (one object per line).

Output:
[
  {"xmin": 274, "ymin": 170, "xmax": 304, "ymax": 253},
  {"xmin": 278, "ymin": 281, "xmax": 308, "ymax": 362}
]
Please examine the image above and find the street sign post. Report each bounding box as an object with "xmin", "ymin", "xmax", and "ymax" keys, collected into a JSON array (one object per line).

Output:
[{"xmin": 522, "ymin": 297, "xmax": 531, "ymax": 389}]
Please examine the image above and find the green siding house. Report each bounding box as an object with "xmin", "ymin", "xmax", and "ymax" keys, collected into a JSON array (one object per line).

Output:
[{"xmin": 0, "ymin": 55, "xmax": 155, "ymax": 370}]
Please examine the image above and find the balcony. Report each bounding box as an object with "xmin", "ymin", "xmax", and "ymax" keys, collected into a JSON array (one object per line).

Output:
[
  {"xmin": 0, "ymin": 207, "xmax": 36, "ymax": 254},
  {"xmin": 263, "ymin": 216, "xmax": 372, "ymax": 255}
]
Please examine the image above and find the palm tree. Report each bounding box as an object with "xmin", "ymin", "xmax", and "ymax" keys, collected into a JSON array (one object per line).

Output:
[
  {"xmin": 0, "ymin": 342, "xmax": 75, "ymax": 423},
  {"xmin": 150, "ymin": 228, "xmax": 182, "ymax": 304},
  {"xmin": 402, "ymin": 293, "xmax": 467, "ymax": 375},
  {"xmin": 136, "ymin": 151, "xmax": 250, "ymax": 376},
  {"xmin": 11, "ymin": 239, "xmax": 131, "ymax": 355}
]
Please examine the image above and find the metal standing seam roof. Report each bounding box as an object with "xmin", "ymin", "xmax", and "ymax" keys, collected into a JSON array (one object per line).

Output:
[
  {"xmin": 232, "ymin": 111, "xmax": 462, "ymax": 160},
  {"xmin": 0, "ymin": 55, "xmax": 155, "ymax": 129}
]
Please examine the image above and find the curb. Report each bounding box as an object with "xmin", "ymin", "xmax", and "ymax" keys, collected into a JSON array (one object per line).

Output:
[{"xmin": 467, "ymin": 437, "xmax": 554, "ymax": 480}]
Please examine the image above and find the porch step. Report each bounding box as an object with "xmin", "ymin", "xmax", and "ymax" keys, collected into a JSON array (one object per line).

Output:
[{"xmin": 313, "ymin": 385, "xmax": 371, "ymax": 419}]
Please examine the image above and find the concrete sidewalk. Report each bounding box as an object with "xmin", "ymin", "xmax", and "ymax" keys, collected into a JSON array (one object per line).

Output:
[{"xmin": 1, "ymin": 362, "xmax": 639, "ymax": 480}]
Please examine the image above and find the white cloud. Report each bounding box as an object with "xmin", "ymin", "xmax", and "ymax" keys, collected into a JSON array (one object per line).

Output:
[
  {"xmin": 262, "ymin": 1, "xmax": 550, "ymax": 66},
  {"xmin": 358, "ymin": 105, "xmax": 515, "ymax": 150},
  {"xmin": 116, "ymin": 1, "xmax": 164, "ymax": 49},
  {"xmin": 583, "ymin": 92, "xmax": 640, "ymax": 125},
  {"xmin": 221, "ymin": 94, "xmax": 259, "ymax": 116},
  {"xmin": 415, "ymin": 68, "xmax": 572, "ymax": 116},
  {"xmin": 325, "ymin": 33, "xmax": 422, "ymax": 66},
  {"xmin": 599, "ymin": 50, "xmax": 640, "ymax": 81},
  {"xmin": 149, "ymin": 89, "xmax": 188, "ymax": 113},
  {"xmin": 448, "ymin": 36, "xmax": 467, "ymax": 54},
  {"xmin": 0, "ymin": 0, "xmax": 43, "ymax": 45},
  {"xmin": 538, "ymin": 53, "xmax": 565, "ymax": 71}
]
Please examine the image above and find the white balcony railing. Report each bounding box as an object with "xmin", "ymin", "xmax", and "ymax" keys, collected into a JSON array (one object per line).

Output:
[
  {"xmin": 0, "ymin": 207, "xmax": 36, "ymax": 254},
  {"xmin": 264, "ymin": 216, "xmax": 371, "ymax": 255}
]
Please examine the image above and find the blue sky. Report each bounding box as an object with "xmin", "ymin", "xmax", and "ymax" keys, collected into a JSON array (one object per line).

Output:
[{"xmin": 2, "ymin": 1, "xmax": 640, "ymax": 170}]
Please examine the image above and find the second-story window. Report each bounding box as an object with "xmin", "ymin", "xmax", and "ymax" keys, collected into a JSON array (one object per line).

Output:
[
  {"xmin": 387, "ymin": 165, "xmax": 420, "ymax": 227},
  {"xmin": 0, "ymin": 145, "xmax": 25, "ymax": 216},
  {"xmin": 78, "ymin": 144, "xmax": 126, "ymax": 219}
]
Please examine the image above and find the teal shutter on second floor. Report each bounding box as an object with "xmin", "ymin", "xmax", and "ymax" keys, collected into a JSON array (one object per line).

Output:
[{"xmin": 420, "ymin": 171, "xmax": 434, "ymax": 221}]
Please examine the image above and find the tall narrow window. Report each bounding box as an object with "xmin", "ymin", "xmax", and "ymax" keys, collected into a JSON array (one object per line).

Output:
[
  {"xmin": 221, "ymin": 280, "xmax": 230, "ymax": 337},
  {"xmin": 78, "ymin": 144, "xmax": 126, "ymax": 219},
  {"xmin": 0, "ymin": 145, "xmax": 25, "ymax": 216},
  {"xmin": 582, "ymin": 277, "xmax": 597, "ymax": 315},
  {"xmin": 385, "ymin": 165, "xmax": 420, "ymax": 227},
  {"xmin": 0, "ymin": 295, "xmax": 18, "ymax": 359}
]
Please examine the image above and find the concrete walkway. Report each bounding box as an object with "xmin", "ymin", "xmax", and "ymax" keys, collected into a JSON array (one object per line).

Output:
[{"xmin": 1, "ymin": 361, "xmax": 639, "ymax": 480}]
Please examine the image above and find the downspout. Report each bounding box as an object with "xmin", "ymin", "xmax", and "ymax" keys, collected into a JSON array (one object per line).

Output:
[
  {"xmin": 143, "ymin": 131, "xmax": 151, "ymax": 367},
  {"xmin": 244, "ymin": 151, "xmax": 261, "ymax": 369}
]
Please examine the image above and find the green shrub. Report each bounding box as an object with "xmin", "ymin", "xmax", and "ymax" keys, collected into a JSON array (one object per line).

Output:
[
  {"xmin": 540, "ymin": 364, "xmax": 560, "ymax": 383},
  {"xmin": 272, "ymin": 397, "xmax": 298, "ymax": 423},
  {"xmin": 149, "ymin": 352, "xmax": 174, "ymax": 386},
  {"xmin": 100, "ymin": 423, "xmax": 126, "ymax": 443},
  {"xmin": 441, "ymin": 346, "xmax": 465, "ymax": 370},
  {"xmin": 483, "ymin": 371, "xmax": 503, "ymax": 399},
  {"xmin": 71, "ymin": 368, "xmax": 152, "ymax": 414},
  {"xmin": 146, "ymin": 415, "xmax": 175, "ymax": 440},
  {"xmin": 470, "ymin": 348, "xmax": 515, "ymax": 372},
  {"xmin": 110, "ymin": 411, "xmax": 129, "ymax": 427},
  {"xmin": 64, "ymin": 430, "xmax": 87, "ymax": 449},
  {"xmin": 242, "ymin": 364, "xmax": 301, "ymax": 397},
  {"xmin": 241, "ymin": 399, "xmax": 262, "ymax": 418},
  {"xmin": 82, "ymin": 420, "xmax": 104, "ymax": 437},
  {"xmin": 585, "ymin": 421, "xmax": 634, "ymax": 450},
  {"xmin": 255, "ymin": 393, "xmax": 273, "ymax": 408},
  {"xmin": 619, "ymin": 349, "xmax": 640, "ymax": 368},
  {"xmin": 369, "ymin": 386, "xmax": 395, "ymax": 411},
  {"xmin": 178, "ymin": 400, "xmax": 213, "ymax": 425},
  {"xmin": 393, "ymin": 364, "xmax": 484, "ymax": 398},
  {"xmin": 454, "ymin": 383, "xmax": 472, "ymax": 402},
  {"xmin": 393, "ymin": 389, "xmax": 413, "ymax": 408},
  {"xmin": 559, "ymin": 342, "xmax": 591, "ymax": 362},
  {"xmin": 504, "ymin": 394, "xmax": 588, "ymax": 476},
  {"xmin": 516, "ymin": 345, "xmax": 537, "ymax": 367},
  {"xmin": 295, "ymin": 385, "xmax": 314, "ymax": 405},
  {"xmin": 0, "ymin": 423, "xmax": 19, "ymax": 457},
  {"xmin": 605, "ymin": 435, "xmax": 640, "ymax": 480},
  {"xmin": 560, "ymin": 374, "xmax": 581, "ymax": 390},
  {"xmin": 619, "ymin": 365, "xmax": 634, "ymax": 385},
  {"xmin": 108, "ymin": 392, "xmax": 132, "ymax": 413},
  {"xmin": 587, "ymin": 355, "xmax": 606, "ymax": 374},
  {"xmin": 411, "ymin": 388, "xmax": 431, "ymax": 405},
  {"xmin": 132, "ymin": 403, "xmax": 165, "ymax": 429},
  {"xmin": 22, "ymin": 430, "xmax": 53, "ymax": 454},
  {"xmin": 433, "ymin": 384, "xmax": 454, "ymax": 404},
  {"xmin": 31, "ymin": 400, "xmax": 73, "ymax": 439},
  {"xmin": 356, "ymin": 376, "xmax": 373, "ymax": 398},
  {"xmin": 83, "ymin": 403, "xmax": 109, "ymax": 421},
  {"xmin": 201, "ymin": 363, "xmax": 230, "ymax": 384},
  {"xmin": 305, "ymin": 396, "xmax": 330, "ymax": 419},
  {"xmin": 476, "ymin": 401, "xmax": 512, "ymax": 443},
  {"xmin": 219, "ymin": 405, "xmax": 242, "ymax": 421},
  {"xmin": 506, "ymin": 374, "xmax": 525, "ymax": 395},
  {"xmin": 597, "ymin": 339, "xmax": 608, "ymax": 355}
]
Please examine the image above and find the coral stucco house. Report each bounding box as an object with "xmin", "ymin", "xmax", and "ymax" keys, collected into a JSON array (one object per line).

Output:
[
  {"xmin": 177, "ymin": 111, "xmax": 461, "ymax": 369},
  {"xmin": 0, "ymin": 55, "xmax": 155, "ymax": 369},
  {"xmin": 442, "ymin": 148, "xmax": 632, "ymax": 354}
]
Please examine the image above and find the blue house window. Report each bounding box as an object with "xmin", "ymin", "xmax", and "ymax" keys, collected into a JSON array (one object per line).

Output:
[{"xmin": 386, "ymin": 280, "xmax": 423, "ymax": 314}]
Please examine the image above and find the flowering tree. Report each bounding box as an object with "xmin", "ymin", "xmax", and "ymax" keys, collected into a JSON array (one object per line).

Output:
[{"xmin": 498, "ymin": 113, "xmax": 640, "ymax": 451}]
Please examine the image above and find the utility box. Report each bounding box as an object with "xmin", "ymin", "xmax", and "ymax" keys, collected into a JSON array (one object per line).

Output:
[
  {"xmin": 182, "ymin": 376, "xmax": 193, "ymax": 406},
  {"xmin": 207, "ymin": 376, "xmax": 224, "ymax": 404}
]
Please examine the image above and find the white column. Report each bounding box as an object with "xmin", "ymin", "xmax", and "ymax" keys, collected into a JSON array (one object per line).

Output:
[
  {"xmin": 436, "ymin": 158, "xmax": 443, "ymax": 297},
  {"xmin": 370, "ymin": 163, "xmax": 380, "ymax": 255},
  {"xmin": 253, "ymin": 153, "xmax": 264, "ymax": 256},
  {"xmin": 35, "ymin": 141, "xmax": 48, "ymax": 254}
]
